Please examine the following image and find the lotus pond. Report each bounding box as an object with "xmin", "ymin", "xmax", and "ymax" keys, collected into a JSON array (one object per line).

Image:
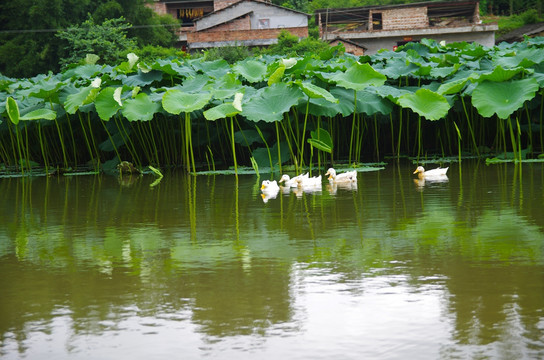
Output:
[{"xmin": 0, "ymin": 160, "xmax": 543, "ymax": 359}]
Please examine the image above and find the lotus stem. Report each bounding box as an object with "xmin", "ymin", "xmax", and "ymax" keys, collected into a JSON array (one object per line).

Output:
[
  {"xmin": 230, "ymin": 116, "xmax": 238, "ymax": 177},
  {"xmin": 298, "ymin": 99, "xmax": 310, "ymax": 169}
]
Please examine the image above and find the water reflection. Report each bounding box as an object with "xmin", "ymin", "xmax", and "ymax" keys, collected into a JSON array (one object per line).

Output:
[{"xmin": 0, "ymin": 161, "xmax": 543, "ymax": 359}]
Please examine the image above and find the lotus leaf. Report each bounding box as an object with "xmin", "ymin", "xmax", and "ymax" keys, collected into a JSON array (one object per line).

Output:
[
  {"xmin": 296, "ymin": 81, "xmax": 338, "ymax": 103},
  {"xmin": 397, "ymin": 88, "xmax": 450, "ymax": 121},
  {"xmin": 203, "ymin": 103, "xmax": 240, "ymax": 121},
  {"xmin": 234, "ymin": 60, "xmax": 268, "ymax": 83},
  {"xmin": 122, "ymin": 92, "xmax": 160, "ymax": 121},
  {"xmin": 151, "ymin": 59, "xmax": 196, "ymax": 78},
  {"xmin": 242, "ymin": 83, "xmax": 303, "ymax": 122},
  {"xmin": 267, "ymin": 64, "xmax": 285, "ymax": 86},
  {"xmin": 471, "ymin": 78, "xmax": 539, "ymax": 119},
  {"xmin": 123, "ymin": 70, "xmax": 163, "ymax": 87},
  {"xmin": 6, "ymin": 97, "xmax": 19, "ymax": 124},
  {"xmin": 64, "ymin": 86, "xmax": 100, "ymax": 114},
  {"xmin": 307, "ymin": 128, "xmax": 333, "ymax": 153},
  {"xmin": 211, "ymin": 73, "xmax": 244, "ymax": 100},
  {"xmin": 20, "ymin": 108, "xmax": 56, "ymax": 121},
  {"xmin": 180, "ymin": 74, "xmax": 211, "ymax": 93},
  {"xmin": 162, "ymin": 89, "xmax": 212, "ymax": 115},
  {"xmin": 326, "ymin": 62, "xmax": 387, "ymax": 90},
  {"xmin": 233, "ymin": 129, "xmax": 263, "ymax": 146},
  {"xmin": 476, "ymin": 65, "xmax": 525, "ymax": 83},
  {"xmin": 437, "ymin": 78, "xmax": 469, "ymax": 95},
  {"xmin": 95, "ymin": 87, "xmax": 122, "ymax": 120}
]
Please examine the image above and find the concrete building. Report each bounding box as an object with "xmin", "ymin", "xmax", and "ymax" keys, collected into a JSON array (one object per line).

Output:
[
  {"xmin": 149, "ymin": 0, "xmax": 309, "ymax": 51},
  {"xmin": 315, "ymin": 1, "xmax": 498, "ymax": 54}
]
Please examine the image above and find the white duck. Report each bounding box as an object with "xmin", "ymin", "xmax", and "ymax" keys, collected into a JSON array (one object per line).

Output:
[
  {"xmin": 325, "ymin": 168, "xmax": 357, "ymax": 183},
  {"xmin": 278, "ymin": 173, "xmax": 308, "ymax": 188},
  {"xmin": 295, "ymin": 174, "xmax": 322, "ymax": 188},
  {"xmin": 260, "ymin": 180, "xmax": 280, "ymax": 195},
  {"xmin": 413, "ymin": 166, "xmax": 449, "ymax": 179}
]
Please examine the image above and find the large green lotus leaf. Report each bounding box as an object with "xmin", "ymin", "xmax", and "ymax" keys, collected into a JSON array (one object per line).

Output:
[
  {"xmin": 242, "ymin": 83, "xmax": 303, "ymax": 122},
  {"xmin": 123, "ymin": 70, "xmax": 163, "ymax": 87},
  {"xmin": 307, "ymin": 128, "xmax": 333, "ymax": 153},
  {"xmin": 6, "ymin": 97, "xmax": 19, "ymax": 125},
  {"xmin": 162, "ymin": 89, "xmax": 212, "ymax": 115},
  {"xmin": 296, "ymin": 81, "xmax": 338, "ymax": 103},
  {"xmin": 151, "ymin": 59, "xmax": 196, "ymax": 77},
  {"xmin": 180, "ymin": 74, "xmax": 211, "ymax": 92},
  {"xmin": 233, "ymin": 129, "xmax": 263, "ymax": 146},
  {"xmin": 95, "ymin": 87, "xmax": 122, "ymax": 120},
  {"xmin": 252, "ymin": 140, "xmax": 290, "ymax": 168},
  {"xmin": 203, "ymin": 103, "xmax": 240, "ymax": 121},
  {"xmin": 63, "ymin": 64, "xmax": 103, "ymax": 80},
  {"xmin": 356, "ymin": 89, "xmax": 394, "ymax": 115},
  {"xmin": 397, "ymin": 88, "xmax": 451, "ymax": 121},
  {"xmin": 189, "ymin": 58, "xmax": 230, "ymax": 79},
  {"xmin": 28, "ymin": 77, "xmax": 64, "ymax": 101},
  {"xmin": 210, "ymin": 73, "xmax": 244, "ymax": 100},
  {"xmin": 476, "ymin": 65, "xmax": 525, "ymax": 83},
  {"xmin": 233, "ymin": 60, "xmax": 267, "ymax": 83},
  {"xmin": 430, "ymin": 65, "xmax": 459, "ymax": 78},
  {"xmin": 380, "ymin": 57, "xmax": 419, "ymax": 79},
  {"xmin": 267, "ymin": 64, "xmax": 285, "ymax": 86},
  {"xmin": 20, "ymin": 108, "xmax": 56, "ymax": 121},
  {"xmin": 326, "ymin": 87, "xmax": 356, "ymax": 116},
  {"xmin": 122, "ymin": 92, "xmax": 160, "ymax": 121},
  {"xmin": 307, "ymin": 97, "xmax": 342, "ymax": 117},
  {"xmin": 437, "ymin": 78, "xmax": 470, "ymax": 95},
  {"xmin": 371, "ymin": 85, "xmax": 412, "ymax": 104},
  {"xmin": 327, "ymin": 62, "xmax": 387, "ymax": 90},
  {"xmin": 471, "ymin": 78, "xmax": 539, "ymax": 119},
  {"xmin": 530, "ymin": 62, "xmax": 544, "ymax": 86},
  {"xmin": 493, "ymin": 48, "xmax": 544, "ymax": 69},
  {"xmin": 64, "ymin": 86, "xmax": 100, "ymax": 114}
]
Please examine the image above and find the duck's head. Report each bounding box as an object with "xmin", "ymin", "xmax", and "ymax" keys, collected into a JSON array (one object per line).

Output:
[
  {"xmin": 261, "ymin": 180, "xmax": 271, "ymax": 190},
  {"xmin": 325, "ymin": 168, "xmax": 336, "ymax": 180},
  {"xmin": 278, "ymin": 174, "xmax": 290, "ymax": 184},
  {"xmin": 413, "ymin": 166, "xmax": 425, "ymax": 175}
]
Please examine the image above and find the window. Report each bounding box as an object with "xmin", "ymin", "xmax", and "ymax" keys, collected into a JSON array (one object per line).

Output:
[
  {"xmin": 372, "ymin": 12, "xmax": 382, "ymax": 30},
  {"xmin": 258, "ymin": 18, "xmax": 270, "ymax": 29}
]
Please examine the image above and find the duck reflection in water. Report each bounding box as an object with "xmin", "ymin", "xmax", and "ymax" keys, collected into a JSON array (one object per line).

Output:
[
  {"xmin": 413, "ymin": 175, "xmax": 449, "ymax": 189},
  {"xmin": 261, "ymin": 180, "xmax": 280, "ymax": 203},
  {"xmin": 326, "ymin": 181, "xmax": 358, "ymax": 195}
]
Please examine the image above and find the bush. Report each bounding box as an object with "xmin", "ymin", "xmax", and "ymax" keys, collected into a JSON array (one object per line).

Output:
[
  {"xmin": 259, "ymin": 30, "xmax": 331, "ymax": 56},
  {"xmin": 56, "ymin": 16, "xmax": 136, "ymax": 68},
  {"xmin": 121, "ymin": 45, "xmax": 187, "ymax": 64},
  {"xmin": 199, "ymin": 45, "xmax": 252, "ymax": 64}
]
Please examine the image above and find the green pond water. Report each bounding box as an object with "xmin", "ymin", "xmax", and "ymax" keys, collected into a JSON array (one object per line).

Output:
[{"xmin": 0, "ymin": 161, "xmax": 543, "ymax": 359}]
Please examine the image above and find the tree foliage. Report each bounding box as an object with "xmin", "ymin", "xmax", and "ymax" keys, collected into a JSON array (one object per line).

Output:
[
  {"xmin": 56, "ymin": 17, "xmax": 137, "ymax": 68},
  {"xmin": 0, "ymin": 0, "xmax": 178, "ymax": 78}
]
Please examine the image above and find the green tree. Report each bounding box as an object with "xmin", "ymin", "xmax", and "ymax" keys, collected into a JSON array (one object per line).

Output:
[
  {"xmin": 260, "ymin": 30, "xmax": 331, "ymax": 56},
  {"xmin": 0, "ymin": 0, "xmax": 178, "ymax": 77},
  {"xmin": 56, "ymin": 17, "xmax": 137, "ymax": 68}
]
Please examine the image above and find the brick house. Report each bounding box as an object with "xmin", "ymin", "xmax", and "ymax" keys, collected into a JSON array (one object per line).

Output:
[
  {"xmin": 329, "ymin": 37, "xmax": 367, "ymax": 56},
  {"xmin": 149, "ymin": 0, "xmax": 309, "ymax": 51},
  {"xmin": 315, "ymin": 1, "xmax": 498, "ymax": 54}
]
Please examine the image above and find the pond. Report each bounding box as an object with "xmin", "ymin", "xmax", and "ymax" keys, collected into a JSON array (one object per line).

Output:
[{"xmin": 0, "ymin": 161, "xmax": 543, "ymax": 359}]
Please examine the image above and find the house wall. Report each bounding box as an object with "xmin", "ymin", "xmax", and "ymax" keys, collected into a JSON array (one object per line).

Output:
[
  {"xmin": 211, "ymin": 15, "xmax": 251, "ymax": 31},
  {"xmin": 147, "ymin": 1, "xmax": 167, "ymax": 15},
  {"xmin": 196, "ymin": 1, "xmax": 308, "ymax": 31},
  {"xmin": 348, "ymin": 27, "xmax": 496, "ymax": 54},
  {"xmin": 330, "ymin": 40, "xmax": 364, "ymax": 56},
  {"xmin": 188, "ymin": 26, "xmax": 308, "ymax": 48},
  {"xmin": 214, "ymin": 0, "xmax": 242, "ymax": 11},
  {"xmin": 381, "ymin": 7, "xmax": 428, "ymax": 30}
]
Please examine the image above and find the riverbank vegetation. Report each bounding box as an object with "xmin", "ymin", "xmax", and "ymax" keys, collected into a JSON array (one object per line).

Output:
[{"xmin": 1, "ymin": 37, "xmax": 543, "ymax": 176}]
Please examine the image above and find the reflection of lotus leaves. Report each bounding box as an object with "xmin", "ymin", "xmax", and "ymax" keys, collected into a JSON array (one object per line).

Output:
[
  {"xmin": 118, "ymin": 174, "xmax": 141, "ymax": 187},
  {"xmin": 117, "ymin": 161, "xmax": 141, "ymax": 175}
]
